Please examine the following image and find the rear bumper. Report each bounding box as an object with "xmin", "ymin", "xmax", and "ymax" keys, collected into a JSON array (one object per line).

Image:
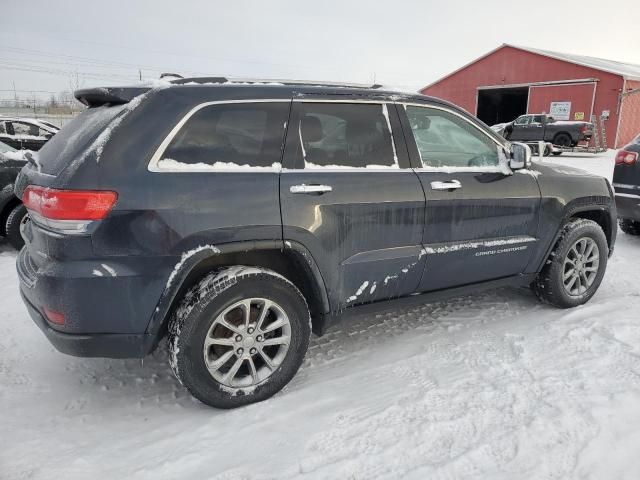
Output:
[
  {"xmin": 16, "ymin": 242, "xmax": 174, "ymax": 358},
  {"xmin": 20, "ymin": 288, "xmax": 153, "ymax": 358},
  {"xmin": 615, "ymin": 193, "xmax": 640, "ymax": 221}
]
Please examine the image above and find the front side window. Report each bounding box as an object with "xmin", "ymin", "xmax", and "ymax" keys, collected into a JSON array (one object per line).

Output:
[
  {"xmin": 160, "ymin": 102, "xmax": 289, "ymax": 169},
  {"xmin": 296, "ymin": 102, "xmax": 397, "ymax": 169},
  {"xmin": 514, "ymin": 116, "xmax": 530, "ymax": 125},
  {"xmin": 405, "ymin": 105, "xmax": 502, "ymax": 169},
  {"xmin": 532, "ymin": 115, "xmax": 543, "ymax": 124}
]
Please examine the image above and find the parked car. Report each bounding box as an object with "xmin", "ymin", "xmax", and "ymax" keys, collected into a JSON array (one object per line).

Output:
[
  {"xmin": 0, "ymin": 140, "xmax": 28, "ymax": 248},
  {"xmin": 0, "ymin": 117, "xmax": 58, "ymax": 151},
  {"xmin": 613, "ymin": 134, "xmax": 640, "ymax": 235},
  {"xmin": 497, "ymin": 114, "xmax": 594, "ymax": 154},
  {"xmin": 15, "ymin": 79, "xmax": 616, "ymax": 408}
]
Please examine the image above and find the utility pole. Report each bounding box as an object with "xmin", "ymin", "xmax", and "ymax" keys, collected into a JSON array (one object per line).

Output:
[
  {"xmin": 139, "ymin": 69, "xmax": 142, "ymax": 81},
  {"xmin": 12, "ymin": 80, "xmax": 17, "ymax": 108}
]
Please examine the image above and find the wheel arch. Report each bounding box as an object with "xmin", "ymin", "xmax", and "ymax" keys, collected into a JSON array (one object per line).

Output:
[
  {"xmin": 570, "ymin": 208, "xmax": 614, "ymax": 249},
  {"xmin": 145, "ymin": 240, "xmax": 330, "ymax": 352},
  {"xmin": 532, "ymin": 202, "xmax": 615, "ymax": 274}
]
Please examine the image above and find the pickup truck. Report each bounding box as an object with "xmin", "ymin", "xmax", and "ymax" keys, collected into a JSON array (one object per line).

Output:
[{"xmin": 500, "ymin": 114, "xmax": 594, "ymax": 153}]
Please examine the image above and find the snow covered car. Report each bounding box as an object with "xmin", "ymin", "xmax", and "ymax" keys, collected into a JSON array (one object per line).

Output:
[
  {"xmin": 612, "ymin": 134, "xmax": 640, "ymax": 235},
  {"xmin": 0, "ymin": 140, "xmax": 28, "ymax": 249},
  {"xmin": 0, "ymin": 117, "xmax": 58, "ymax": 151},
  {"xmin": 15, "ymin": 79, "xmax": 617, "ymax": 408}
]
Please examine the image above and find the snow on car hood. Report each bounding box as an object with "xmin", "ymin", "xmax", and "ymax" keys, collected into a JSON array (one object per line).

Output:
[{"xmin": 532, "ymin": 161, "xmax": 599, "ymax": 177}]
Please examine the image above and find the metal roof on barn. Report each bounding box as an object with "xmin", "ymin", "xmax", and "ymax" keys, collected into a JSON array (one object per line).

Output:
[{"xmin": 511, "ymin": 45, "xmax": 640, "ymax": 81}]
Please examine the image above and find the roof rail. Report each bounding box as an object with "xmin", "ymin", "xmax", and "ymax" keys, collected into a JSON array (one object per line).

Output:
[{"xmin": 169, "ymin": 76, "xmax": 383, "ymax": 89}]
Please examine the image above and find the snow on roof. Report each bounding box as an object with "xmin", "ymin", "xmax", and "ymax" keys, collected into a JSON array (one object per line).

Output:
[{"xmin": 510, "ymin": 44, "xmax": 640, "ymax": 80}]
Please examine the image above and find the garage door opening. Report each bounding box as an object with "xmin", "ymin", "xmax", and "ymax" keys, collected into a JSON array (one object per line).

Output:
[{"xmin": 477, "ymin": 87, "xmax": 529, "ymax": 126}]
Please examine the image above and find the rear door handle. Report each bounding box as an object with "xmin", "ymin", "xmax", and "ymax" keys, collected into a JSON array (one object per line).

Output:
[
  {"xmin": 290, "ymin": 184, "xmax": 333, "ymax": 194},
  {"xmin": 430, "ymin": 180, "xmax": 461, "ymax": 191}
]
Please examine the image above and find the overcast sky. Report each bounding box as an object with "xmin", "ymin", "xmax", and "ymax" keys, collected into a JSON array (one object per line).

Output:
[{"xmin": 1, "ymin": 0, "xmax": 639, "ymax": 101}]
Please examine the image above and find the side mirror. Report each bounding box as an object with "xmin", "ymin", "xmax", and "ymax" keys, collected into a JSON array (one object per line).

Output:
[{"xmin": 510, "ymin": 142, "xmax": 531, "ymax": 170}]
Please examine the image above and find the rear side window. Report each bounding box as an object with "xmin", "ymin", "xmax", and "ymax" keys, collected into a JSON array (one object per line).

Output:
[
  {"xmin": 405, "ymin": 105, "xmax": 502, "ymax": 169},
  {"xmin": 159, "ymin": 102, "xmax": 289, "ymax": 169},
  {"xmin": 295, "ymin": 103, "xmax": 398, "ymax": 169}
]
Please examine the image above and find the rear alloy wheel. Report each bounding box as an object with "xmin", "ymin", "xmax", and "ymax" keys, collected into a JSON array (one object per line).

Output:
[
  {"xmin": 619, "ymin": 218, "xmax": 640, "ymax": 236},
  {"xmin": 5, "ymin": 203, "xmax": 28, "ymax": 250},
  {"xmin": 533, "ymin": 218, "xmax": 608, "ymax": 308},
  {"xmin": 168, "ymin": 266, "xmax": 310, "ymax": 408},
  {"xmin": 203, "ymin": 298, "xmax": 292, "ymax": 390}
]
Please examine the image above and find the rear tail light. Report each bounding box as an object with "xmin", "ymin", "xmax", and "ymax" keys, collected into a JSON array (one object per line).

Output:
[
  {"xmin": 43, "ymin": 307, "xmax": 65, "ymax": 326},
  {"xmin": 22, "ymin": 186, "xmax": 117, "ymax": 234},
  {"xmin": 615, "ymin": 150, "xmax": 638, "ymax": 165}
]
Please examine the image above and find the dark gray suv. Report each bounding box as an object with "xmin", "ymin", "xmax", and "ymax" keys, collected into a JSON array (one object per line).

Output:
[{"xmin": 15, "ymin": 79, "xmax": 616, "ymax": 408}]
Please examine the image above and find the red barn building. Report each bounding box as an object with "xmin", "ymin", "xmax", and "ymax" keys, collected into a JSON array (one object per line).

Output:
[{"xmin": 421, "ymin": 44, "xmax": 640, "ymax": 148}]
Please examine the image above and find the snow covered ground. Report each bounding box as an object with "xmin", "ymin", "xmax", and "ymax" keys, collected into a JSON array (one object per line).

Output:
[{"xmin": 2, "ymin": 150, "xmax": 640, "ymax": 479}]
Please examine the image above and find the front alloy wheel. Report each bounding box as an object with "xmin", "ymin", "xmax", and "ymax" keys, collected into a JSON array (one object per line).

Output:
[
  {"xmin": 533, "ymin": 218, "xmax": 608, "ymax": 308},
  {"xmin": 562, "ymin": 238, "xmax": 599, "ymax": 296}
]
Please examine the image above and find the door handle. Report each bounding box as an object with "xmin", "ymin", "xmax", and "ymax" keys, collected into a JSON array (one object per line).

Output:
[
  {"xmin": 430, "ymin": 180, "xmax": 461, "ymax": 191},
  {"xmin": 290, "ymin": 184, "xmax": 333, "ymax": 194}
]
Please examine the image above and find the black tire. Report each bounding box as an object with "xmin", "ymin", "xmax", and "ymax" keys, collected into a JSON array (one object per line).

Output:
[
  {"xmin": 551, "ymin": 151, "xmax": 563, "ymax": 156},
  {"xmin": 5, "ymin": 203, "xmax": 27, "ymax": 250},
  {"xmin": 553, "ymin": 133, "xmax": 572, "ymax": 148},
  {"xmin": 543, "ymin": 145, "xmax": 551, "ymax": 157},
  {"xmin": 619, "ymin": 218, "xmax": 640, "ymax": 236},
  {"xmin": 533, "ymin": 219, "xmax": 608, "ymax": 308},
  {"xmin": 168, "ymin": 266, "xmax": 311, "ymax": 409}
]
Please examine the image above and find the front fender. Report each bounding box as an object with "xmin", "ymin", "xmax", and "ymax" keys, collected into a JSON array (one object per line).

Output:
[{"xmin": 525, "ymin": 163, "xmax": 615, "ymax": 273}]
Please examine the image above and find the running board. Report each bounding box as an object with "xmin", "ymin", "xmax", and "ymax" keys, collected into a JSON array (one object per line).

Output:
[{"xmin": 314, "ymin": 274, "xmax": 537, "ymax": 335}]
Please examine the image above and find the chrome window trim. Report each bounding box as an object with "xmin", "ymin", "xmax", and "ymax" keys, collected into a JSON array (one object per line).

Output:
[
  {"xmin": 147, "ymin": 99, "xmax": 290, "ymax": 173},
  {"xmin": 615, "ymin": 192, "xmax": 640, "ymax": 199},
  {"xmin": 147, "ymin": 97, "xmax": 506, "ymax": 173},
  {"xmin": 613, "ymin": 182, "xmax": 640, "ymax": 191}
]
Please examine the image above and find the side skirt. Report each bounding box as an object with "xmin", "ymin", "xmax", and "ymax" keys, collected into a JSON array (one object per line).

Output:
[{"xmin": 314, "ymin": 274, "xmax": 537, "ymax": 335}]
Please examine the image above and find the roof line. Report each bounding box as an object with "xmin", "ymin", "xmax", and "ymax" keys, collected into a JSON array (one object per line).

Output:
[
  {"xmin": 506, "ymin": 44, "xmax": 640, "ymax": 80},
  {"xmin": 421, "ymin": 44, "xmax": 640, "ymax": 92},
  {"xmin": 419, "ymin": 44, "xmax": 510, "ymax": 92}
]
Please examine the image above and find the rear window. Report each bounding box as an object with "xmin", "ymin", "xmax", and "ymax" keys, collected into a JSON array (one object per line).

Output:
[
  {"xmin": 36, "ymin": 104, "xmax": 126, "ymax": 175},
  {"xmin": 159, "ymin": 102, "xmax": 289, "ymax": 169}
]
